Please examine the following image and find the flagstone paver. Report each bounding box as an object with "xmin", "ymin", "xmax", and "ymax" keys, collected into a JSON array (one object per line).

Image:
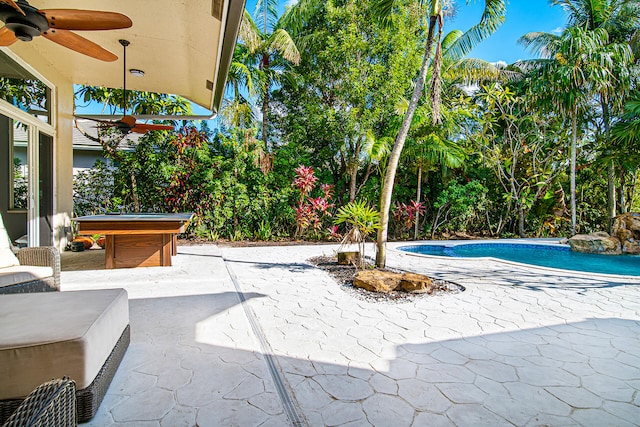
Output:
[{"xmin": 60, "ymin": 241, "xmax": 640, "ymax": 426}]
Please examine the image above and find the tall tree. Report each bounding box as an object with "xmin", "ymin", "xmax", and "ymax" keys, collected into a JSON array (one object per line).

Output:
[
  {"xmin": 551, "ymin": 0, "xmax": 638, "ymax": 231},
  {"xmin": 275, "ymin": 0, "xmax": 423, "ymax": 203},
  {"xmin": 239, "ymin": 0, "xmax": 301, "ymax": 150},
  {"xmin": 220, "ymin": 45, "xmax": 258, "ymax": 129},
  {"xmin": 520, "ymin": 21, "xmax": 633, "ymax": 234},
  {"xmin": 374, "ymin": 0, "xmax": 506, "ymax": 267}
]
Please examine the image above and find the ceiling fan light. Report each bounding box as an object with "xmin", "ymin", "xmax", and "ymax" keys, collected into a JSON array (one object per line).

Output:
[{"xmin": 129, "ymin": 68, "xmax": 144, "ymax": 77}]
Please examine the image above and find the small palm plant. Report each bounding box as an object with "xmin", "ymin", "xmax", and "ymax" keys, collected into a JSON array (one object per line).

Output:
[{"xmin": 334, "ymin": 200, "xmax": 380, "ymax": 268}]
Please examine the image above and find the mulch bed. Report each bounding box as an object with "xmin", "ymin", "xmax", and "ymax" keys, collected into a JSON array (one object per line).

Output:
[{"xmin": 308, "ymin": 255, "xmax": 464, "ymax": 303}]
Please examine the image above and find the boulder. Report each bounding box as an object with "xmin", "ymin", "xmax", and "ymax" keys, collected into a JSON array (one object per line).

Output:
[
  {"xmin": 613, "ymin": 213, "xmax": 640, "ymax": 254},
  {"xmin": 397, "ymin": 272, "xmax": 434, "ymax": 294},
  {"xmin": 623, "ymin": 240, "xmax": 640, "ymax": 255},
  {"xmin": 353, "ymin": 270, "xmax": 400, "ymax": 293},
  {"xmin": 568, "ymin": 234, "xmax": 621, "ymax": 255},
  {"xmin": 353, "ymin": 270, "xmax": 435, "ymax": 294}
]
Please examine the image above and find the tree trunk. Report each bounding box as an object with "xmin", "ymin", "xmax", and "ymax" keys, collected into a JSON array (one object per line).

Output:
[
  {"xmin": 376, "ymin": 16, "xmax": 439, "ymax": 268},
  {"xmin": 619, "ymin": 168, "xmax": 627, "ymax": 214},
  {"xmin": 570, "ymin": 114, "xmax": 577, "ymax": 236},
  {"xmin": 262, "ymin": 89, "xmax": 270, "ymax": 151},
  {"xmin": 607, "ymin": 160, "xmax": 616, "ymax": 232},
  {"xmin": 130, "ymin": 170, "xmax": 140, "ymax": 212},
  {"xmin": 517, "ymin": 203, "xmax": 525, "ymax": 237},
  {"xmin": 348, "ymin": 164, "xmax": 357, "ymax": 202},
  {"xmin": 414, "ymin": 165, "xmax": 422, "ymax": 240},
  {"xmin": 602, "ymin": 97, "xmax": 616, "ymax": 233}
]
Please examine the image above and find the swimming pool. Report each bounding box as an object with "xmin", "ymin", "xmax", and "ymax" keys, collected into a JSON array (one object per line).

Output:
[{"xmin": 400, "ymin": 242, "xmax": 640, "ymax": 277}]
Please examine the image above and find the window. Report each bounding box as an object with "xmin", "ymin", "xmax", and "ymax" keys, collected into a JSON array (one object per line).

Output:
[
  {"xmin": 10, "ymin": 120, "xmax": 28, "ymax": 210},
  {"xmin": 0, "ymin": 50, "xmax": 51, "ymax": 124}
]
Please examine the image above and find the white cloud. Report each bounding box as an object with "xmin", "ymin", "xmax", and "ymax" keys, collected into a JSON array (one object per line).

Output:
[{"xmin": 285, "ymin": 0, "xmax": 299, "ymax": 8}]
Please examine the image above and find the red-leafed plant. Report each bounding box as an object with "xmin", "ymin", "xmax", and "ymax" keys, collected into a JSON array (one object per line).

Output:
[
  {"xmin": 292, "ymin": 165, "xmax": 334, "ymax": 238},
  {"xmin": 393, "ymin": 200, "xmax": 426, "ymax": 234}
]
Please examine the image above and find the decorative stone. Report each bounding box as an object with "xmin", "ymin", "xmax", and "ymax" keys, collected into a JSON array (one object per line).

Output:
[
  {"xmin": 613, "ymin": 213, "xmax": 640, "ymax": 254},
  {"xmin": 623, "ymin": 240, "xmax": 640, "ymax": 255},
  {"xmin": 353, "ymin": 270, "xmax": 400, "ymax": 293},
  {"xmin": 397, "ymin": 272, "xmax": 434, "ymax": 294},
  {"xmin": 568, "ymin": 234, "xmax": 621, "ymax": 255},
  {"xmin": 338, "ymin": 251, "xmax": 360, "ymax": 265},
  {"xmin": 353, "ymin": 271, "xmax": 434, "ymax": 294}
]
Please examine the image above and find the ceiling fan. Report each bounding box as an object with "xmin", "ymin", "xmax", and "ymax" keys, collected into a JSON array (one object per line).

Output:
[
  {"xmin": 0, "ymin": 0, "xmax": 132, "ymax": 62},
  {"xmin": 87, "ymin": 39, "xmax": 175, "ymax": 135}
]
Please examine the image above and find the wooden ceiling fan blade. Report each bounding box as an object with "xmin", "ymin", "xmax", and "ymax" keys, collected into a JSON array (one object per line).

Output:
[
  {"xmin": 41, "ymin": 10, "xmax": 132, "ymax": 31},
  {"xmin": 0, "ymin": 0, "xmax": 25, "ymax": 15},
  {"xmin": 132, "ymin": 123, "xmax": 175, "ymax": 132},
  {"xmin": 120, "ymin": 115, "xmax": 137, "ymax": 127},
  {"xmin": 42, "ymin": 29, "xmax": 117, "ymax": 62},
  {"xmin": 0, "ymin": 26, "xmax": 18, "ymax": 46}
]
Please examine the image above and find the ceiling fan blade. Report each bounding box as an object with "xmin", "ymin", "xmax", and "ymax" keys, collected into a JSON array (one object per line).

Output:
[
  {"xmin": 132, "ymin": 123, "xmax": 175, "ymax": 132},
  {"xmin": 41, "ymin": 10, "xmax": 132, "ymax": 31},
  {"xmin": 42, "ymin": 29, "xmax": 117, "ymax": 62},
  {"xmin": 0, "ymin": 0, "xmax": 25, "ymax": 15},
  {"xmin": 0, "ymin": 26, "xmax": 18, "ymax": 46},
  {"xmin": 120, "ymin": 115, "xmax": 137, "ymax": 127}
]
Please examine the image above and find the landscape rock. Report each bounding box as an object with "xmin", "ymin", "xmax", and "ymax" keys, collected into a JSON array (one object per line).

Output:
[
  {"xmin": 353, "ymin": 270, "xmax": 400, "ymax": 293},
  {"xmin": 623, "ymin": 240, "xmax": 640, "ymax": 255},
  {"xmin": 397, "ymin": 272, "xmax": 434, "ymax": 294},
  {"xmin": 568, "ymin": 234, "xmax": 621, "ymax": 255},
  {"xmin": 353, "ymin": 271, "xmax": 435, "ymax": 294},
  {"xmin": 612, "ymin": 213, "xmax": 640, "ymax": 255}
]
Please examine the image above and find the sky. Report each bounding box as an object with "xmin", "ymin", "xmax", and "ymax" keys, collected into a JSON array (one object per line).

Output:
[
  {"xmin": 77, "ymin": 0, "xmax": 569, "ymax": 118},
  {"xmin": 447, "ymin": 0, "xmax": 567, "ymax": 64}
]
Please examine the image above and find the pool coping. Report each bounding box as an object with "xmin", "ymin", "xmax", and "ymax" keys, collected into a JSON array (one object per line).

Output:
[{"xmin": 389, "ymin": 238, "xmax": 640, "ymax": 282}]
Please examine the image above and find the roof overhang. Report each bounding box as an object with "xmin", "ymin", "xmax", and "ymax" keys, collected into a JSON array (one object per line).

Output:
[{"xmin": 1, "ymin": 0, "xmax": 245, "ymax": 114}]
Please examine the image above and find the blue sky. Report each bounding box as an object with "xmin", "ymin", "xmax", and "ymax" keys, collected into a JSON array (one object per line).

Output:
[
  {"xmin": 448, "ymin": 0, "xmax": 567, "ymax": 63},
  {"xmin": 78, "ymin": 1, "xmax": 569, "ymax": 117}
]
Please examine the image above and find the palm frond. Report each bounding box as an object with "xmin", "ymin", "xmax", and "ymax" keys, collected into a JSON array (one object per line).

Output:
[
  {"xmin": 269, "ymin": 29, "xmax": 301, "ymax": 65},
  {"xmin": 239, "ymin": 11, "xmax": 263, "ymax": 53},
  {"xmin": 280, "ymin": 0, "xmax": 326, "ymax": 35},
  {"xmin": 518, "ymin": 31, "xmax": 560, "ymax": 59},
  {"xmin": 253, "ymin": 0, "xmax": 280, "ymax": 33},
  {"xmin": 446, "ymin": 0, "xmax": 506, "ymax": 60}
]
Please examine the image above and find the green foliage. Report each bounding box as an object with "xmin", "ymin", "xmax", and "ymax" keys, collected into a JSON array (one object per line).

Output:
[
  {"xmin": 431, "ymin": 181, "xmax": 488, "ymax": 236},
  {"xmin": 335, "ymin": 199, "xmax": 380, "ymax": 266},
  {"xmin": 73, "ymin": 160, "xmax": 116, "ymax": 216},
  {"xmin": 334, "ymin": 200, "xmax": 381, "ymax": 239},
  {"xmin": 68, "ymin": 0, "xmax": 640, "ymax": 242}
]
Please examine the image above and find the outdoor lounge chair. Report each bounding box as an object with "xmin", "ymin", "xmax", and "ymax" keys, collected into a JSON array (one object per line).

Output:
[
  {"xmin": 1, "ymin": 378, "xmax": 77, "ymax": 427},
  {"xmin": 0, "ymin": 290, "xmax": 130, "ymax": 424},
  {"xmin": 0, "ymin": 213, "xmax": 60, "ymax": 294}
]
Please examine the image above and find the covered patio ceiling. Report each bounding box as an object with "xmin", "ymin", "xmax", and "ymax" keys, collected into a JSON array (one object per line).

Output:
[{"xmin": 2, "ymin": 0, "xmax": 245, "ymax": 113}]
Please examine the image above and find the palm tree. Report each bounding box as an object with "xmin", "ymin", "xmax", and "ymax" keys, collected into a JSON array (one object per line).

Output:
[
  {"xmin": 220, "ymin": 45, "xmax": 257, "ymax": 129},
  {"xmin": 239, "ymin": 0, "xmax": 301, "ymax": 150},
  {"xmin": 550, "ymin": 0, "xmax": 639, "ymax": 231},
  {"xmin": 373, "ymin": 0, "xmax": 506, "ymax": 267},
  {"xmin": 520, "ymin": 22, "xmax": 633, "ymax": 235}
]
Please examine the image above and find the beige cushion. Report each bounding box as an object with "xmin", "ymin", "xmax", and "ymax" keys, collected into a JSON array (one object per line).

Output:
[
  {"xmin": 0, "ymin": 288, "xmax": 129, "ymax": 399},
  {"xmin": 0, "ymin": 266, "xmax": 54, "ymax": 287},
  {"xmin": 0, "ymin": 214, "xmax": 19, "ymax": 268}
]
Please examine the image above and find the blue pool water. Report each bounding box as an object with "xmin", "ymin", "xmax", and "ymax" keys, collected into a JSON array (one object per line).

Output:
[{"xmin": 400, "ymin": 243, "xmax": 640, "ymax": 277}]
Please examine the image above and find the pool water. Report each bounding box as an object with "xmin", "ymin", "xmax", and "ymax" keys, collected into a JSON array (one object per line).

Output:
[{"xmin": 400, "ymin": 243, "xmax": 640, "ymax": 277}]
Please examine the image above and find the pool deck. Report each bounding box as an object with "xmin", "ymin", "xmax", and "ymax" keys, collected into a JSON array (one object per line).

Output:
[{"xmin": 60, "ymin": 240, "xmax": 640, "ymax": 426}]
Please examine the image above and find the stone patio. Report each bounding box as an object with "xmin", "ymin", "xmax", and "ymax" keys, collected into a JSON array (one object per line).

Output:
[{"xmin": 60, "ymin": 241, "xmax": 640, "ymax": 426}]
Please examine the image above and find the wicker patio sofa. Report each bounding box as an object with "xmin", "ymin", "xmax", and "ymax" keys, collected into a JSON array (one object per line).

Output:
[
  {"xmin": 0, "ymin": 289, "xmax": 130, "ymax": 424},
  {"xmin": 1, "ymin": 378, "xmax": 77, "ymax": 427},
  {"xmin": 0, "ymin": 213, "xmax": 60, "ymax": 294}
]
